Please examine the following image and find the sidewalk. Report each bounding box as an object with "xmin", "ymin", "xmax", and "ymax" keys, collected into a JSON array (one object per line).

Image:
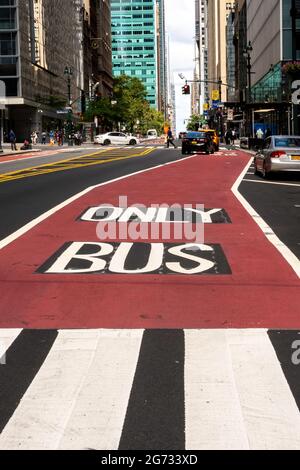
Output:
[
  {"xmin": 0, "ymin": 144, "xmax": 39, "ymax": 158},
  {"xmin": 0, "ymin": 142, "xmax": 94, "ymax": 158}
]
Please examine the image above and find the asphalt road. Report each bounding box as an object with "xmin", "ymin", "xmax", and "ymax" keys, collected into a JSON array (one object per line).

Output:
[
  {"xmin": 0, "ymin": 145, "xmax": 300, "ymax": 450},
  {"xmin": 239, "ymin": 158, "xmax": 300, "ymax": 259},
  {"xmin": 0, "ymin": 145, "xmax": 181, "ymax": 240}
]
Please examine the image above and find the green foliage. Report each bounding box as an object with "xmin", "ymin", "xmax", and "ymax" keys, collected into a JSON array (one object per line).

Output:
[
  {"xmin": 84, "ymin": 75, "xmax": 164, "ymax": 134},
  {"xmin": 186, "ymin": 114, "xmax": 206, "ymax": 131}
]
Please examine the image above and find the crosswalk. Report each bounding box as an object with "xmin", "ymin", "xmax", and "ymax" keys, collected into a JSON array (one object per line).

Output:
[{"xmin": 0, "ymin": 328, "xmax": 299, "ymax": 450}]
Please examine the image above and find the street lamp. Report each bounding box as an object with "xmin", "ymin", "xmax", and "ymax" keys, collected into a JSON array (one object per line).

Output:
[
  {"xmin": 243, "ymin": 41, "xmax": 253, "ymax": 137},
  {"xmin": 64, "ymin": 66, "xmax": 73, "ymax": 145}
]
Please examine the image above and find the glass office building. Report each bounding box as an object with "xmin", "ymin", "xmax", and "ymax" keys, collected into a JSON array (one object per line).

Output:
[
  {"xmin": 111, "ymin": 0, "xmax": 157, "ymax": 107},
  {"xmin": 0, "ymin": 0, "xmax": 19, "ymax": 97}
]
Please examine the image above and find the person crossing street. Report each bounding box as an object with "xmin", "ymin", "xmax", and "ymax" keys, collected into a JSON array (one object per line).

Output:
[{"xmin": 166, "ymin": 127, "xmax": 177, "ymax": 148}]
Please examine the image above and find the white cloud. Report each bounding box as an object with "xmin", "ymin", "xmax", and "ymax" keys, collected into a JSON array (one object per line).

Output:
[{"xmin": 165, "ymin": 0, "xmax": 195, "ymax": 132}]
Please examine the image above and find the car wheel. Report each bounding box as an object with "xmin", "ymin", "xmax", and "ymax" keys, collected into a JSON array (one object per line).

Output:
[
  {"xmin": 129, "ymin": 139, "xmax": 137, "ymax": 146},
  {"xmin": 103, "ymin": 139, "xmax": 111, "ymax": 145}
]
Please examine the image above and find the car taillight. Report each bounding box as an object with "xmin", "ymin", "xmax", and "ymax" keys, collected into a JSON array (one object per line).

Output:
[{"xmin": 270, "ymin": 151, "xmax": 286, "ymax": 158}]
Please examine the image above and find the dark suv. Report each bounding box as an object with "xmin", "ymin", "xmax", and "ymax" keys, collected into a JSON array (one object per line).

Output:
[{"xmin": 181, "ymin": 131, "xmax": 214, "ymax": 155}]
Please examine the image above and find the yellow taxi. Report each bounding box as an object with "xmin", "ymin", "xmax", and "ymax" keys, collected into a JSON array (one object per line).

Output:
[{"xmin": 203, "ymin": 129, "xmax": 220, "ymax": 151}]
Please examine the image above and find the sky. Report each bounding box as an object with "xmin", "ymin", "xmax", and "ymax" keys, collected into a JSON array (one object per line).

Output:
[{"xmin": 165, "ymin": 0, "xmax": 195, "ymax": 133}]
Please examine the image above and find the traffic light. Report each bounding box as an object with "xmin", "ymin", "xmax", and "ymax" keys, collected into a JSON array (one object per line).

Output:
[
  {"xmin": 182, "ymin": 84, "xmax": 190, "ymax": 95},
  {"xmin": 81, "ymin": 90, "xmax": 86, "ymax": 114}
]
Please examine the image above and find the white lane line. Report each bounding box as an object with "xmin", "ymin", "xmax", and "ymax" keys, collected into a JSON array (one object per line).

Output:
[
  {"xmin": 0, "ymin": 330, "xmax": 143, "ymax": 450},
  {"xmin": 185, "ymin": 330, "xmax": 249, "ymax": 450},
  {"xmin": 0, "ymin": 329, "xmax": 22, "ymax": 363},
  {"xmin": 232, "ymin": 158, "xmax": 300, "ymax": 278},
  {"xmin": 227, "ymin": 329, "xmax": 300, "ymax": 450},
  {"xmin": 243, "ymin": 179, "xmax": 300, "ymax": 187},
  {"xmin": 0, "ymin": 154, "xmax": 198, "ymax": 250}
]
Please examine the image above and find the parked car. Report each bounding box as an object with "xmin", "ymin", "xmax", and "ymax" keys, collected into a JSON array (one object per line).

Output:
[
  {"xmin": 181, "ymin": 131, "xmax": 214, "ymax": 155},
  {"xmin": 94, "ymin": 132, "xmax": 139, "ymax": 146},
  {"xmin": 147, "ymin": 129, "xmax": 158, "ymax": 139},
  {"xmin": 203, "ymin": 129, "xmax": 220, "ymax": 151},
  {"xmin": 254, "ymin": 135, "xmax": 300, "ymax": 178}
]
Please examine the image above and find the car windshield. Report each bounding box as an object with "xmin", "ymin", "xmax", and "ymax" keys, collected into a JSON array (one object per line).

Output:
[
  {"xmin": 274, "ymin": 138, "xmax": 300, "ymax": 148},
  {"xmin": 186, "ymin": 132, "xmax": 206, "ymax": 138}
]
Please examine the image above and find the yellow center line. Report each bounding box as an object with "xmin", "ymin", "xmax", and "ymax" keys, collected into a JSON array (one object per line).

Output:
[{"xmin": 0, "ymin": 148, "xmax": 155, "ymax": 183}]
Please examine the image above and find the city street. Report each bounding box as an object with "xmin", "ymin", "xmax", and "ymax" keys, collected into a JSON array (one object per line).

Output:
[{"xmin": 0, "ymin": 144, "xmax": 299, "ymax": 449}]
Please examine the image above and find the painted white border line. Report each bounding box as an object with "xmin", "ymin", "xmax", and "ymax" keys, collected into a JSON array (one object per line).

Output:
[
  {"xmin": 0, "ymin": 154, "xmax": 197, "ymax": 250},
  {"xmin": 243, "ymin": 179, "xmax": 300, "ymax": 188},
  {"xmin": 232, "ymin": 158, "xmax": 300, "ymax": 278}
]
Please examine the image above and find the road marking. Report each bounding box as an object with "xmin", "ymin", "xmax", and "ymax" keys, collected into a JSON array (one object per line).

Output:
[
  {"xmin": 242, "ymin": 179, "xmax": 300, "ymax": 188},
  {"xmin": 228, "ymin": 329, "xmax": 300, "ymax": 450},
  {"xmin": 0, "ymin": 328, "xmax": 300, "ymax": 449},
  {"xmin": 185, "ymin": 330, "xmax": 249, "ymax": 450},
  {"xmin": 0, "ymin": 148, "xmax": 155, "ymax": 184},
  {"xmin": 0, "ymin": 153, "xmax": 198, "ymax": 250},
  {"xmin": 0, "ymin": 329, "xmax": 143, "ymax": 450},
  {"xmin": 0, "ymin": 329, "xmax": 22, "ymax": 363},
  {"xmin": 185, "ymin": 329, "xmax": 300, "ymax": 450},
  {"xmin": 232, "ymin": 159, "xmax": 300, "ymax": 278}
]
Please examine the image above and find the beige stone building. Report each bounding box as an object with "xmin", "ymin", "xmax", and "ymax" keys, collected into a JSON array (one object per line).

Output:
[{"xmin": 206, "ymin": 0, "xmax": 235, "ymax": 104}]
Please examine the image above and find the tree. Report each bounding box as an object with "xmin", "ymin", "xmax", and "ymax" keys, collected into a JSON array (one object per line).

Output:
[
  {"xmin": 186, "ymin": 114, "xmax": 207, "ymax": 131},
  {"xmin": 84, "ymin": 75, "xmax": 154, "ymax": 133},
  {"xmin": 138, "ymin": 108, "xmax": 165, "ymax": 135}
]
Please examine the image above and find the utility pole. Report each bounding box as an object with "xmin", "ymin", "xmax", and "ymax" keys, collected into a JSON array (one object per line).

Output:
[
  {"xmin": 243, "ymin": 41, "xmax": 253, "ymax": 137},
  {"xmin": 64, "ymin": 66, "xmax": 73, "ymax": 146}
]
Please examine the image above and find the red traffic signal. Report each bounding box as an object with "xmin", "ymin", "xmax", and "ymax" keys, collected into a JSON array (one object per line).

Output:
[{"xmin": 182, "ymin": 84, "xmax": 190, "ymax": 95}]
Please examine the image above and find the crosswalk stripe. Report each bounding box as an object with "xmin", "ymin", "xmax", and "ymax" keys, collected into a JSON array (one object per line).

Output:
[
  {"xmin": 1, "ymin": 328, "xmax": 300, "ymax": 449},
  {"xmin": 185, "ymin": 330, "xmax": 249, "ymax": 450},
  {"xmin": 59, "ymin": 330, "xmax": 143, "ymax": 450},
  {"xmin": 0, "ymin": 330, "xmax": 143, "ymax": 450},
  {"xmin": 227, "ymin": 329, "xmax": 300, "ymax": 450},
  {"xmin": 0, "ymin": 329, "xmax": 22, "ymax": 363}
]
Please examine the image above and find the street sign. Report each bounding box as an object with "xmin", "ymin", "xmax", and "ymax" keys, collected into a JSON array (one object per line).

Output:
[
  {"xmin": 203, "ymin": 103, "xmax": 209, "ymax": 111},
  {"xmin": 57, "ymin": 107, "xmax": 72, "ymax": 115},
  {"xmin": 212, "ymin": 100, "xmax": 220, "ymax": 109},
  {"xmin": 212, "ymin": 90, "xmax": 220, "ymax": 101},
  {"xmin": 227, "ymin": 109, "xmax": 234, "ymax": 121}
]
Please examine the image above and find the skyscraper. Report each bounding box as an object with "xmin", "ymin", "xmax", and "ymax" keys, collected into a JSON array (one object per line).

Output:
[
  {"xmin": 206, "ymin": 0, "xmax": 235, "ymax": 103},
  {"xmin": 156, "ymin": 0, "xmax": 168, "ymax": 118},
  {"xmin": 192, "ymin": 0, "xmax": 209, "ymax": 115},
  {"xmin": 111, "ymin": 0, "xmax": 158, "ymax": 108}
]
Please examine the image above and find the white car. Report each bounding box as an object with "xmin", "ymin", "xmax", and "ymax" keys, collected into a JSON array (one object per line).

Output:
[{"xmin": 94, "ymin": 132, "xmax": 139, "ymax": 146}]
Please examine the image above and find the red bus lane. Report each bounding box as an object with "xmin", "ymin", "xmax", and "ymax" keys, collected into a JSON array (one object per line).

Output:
[{"xmin": 0, "ymin": 151, "xmax": 299, "ymax": 329}]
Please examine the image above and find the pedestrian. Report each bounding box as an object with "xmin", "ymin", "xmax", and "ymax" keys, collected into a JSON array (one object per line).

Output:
[
  {"xmin": 41, "ymin": 131, "xmax": 47, "ymax": 144},
  {"xmin": 166, "ymin": 127, "xmax": 177, "ymax": 148},
  {"xmin": 225, "ymin": 129, "xmax": 232, "ymax": 145},
  {"xmin": 265, "ymin": 128, "xmax": 271, "ymax": 139},
  {"xmin": 231, "ymin": 129, "xmax": 236, "ymax": 144},
  {"xmin": 31, "ymin": 130, "xmax": 38, "ymax": 145},
  {"xmin": 49, "ymin": 130, "xmax": 55, "ymax": 145},
  {"xmin": 20, "ymin": 139, "xmax": 30, "ymax": 150},
  {"xmin": 256, "ymin": 128, "xmax": 264, "ymax": 139},
  {"xmin": 9, "ymin": 129, "xmax": 17, "ymax": 151}
]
